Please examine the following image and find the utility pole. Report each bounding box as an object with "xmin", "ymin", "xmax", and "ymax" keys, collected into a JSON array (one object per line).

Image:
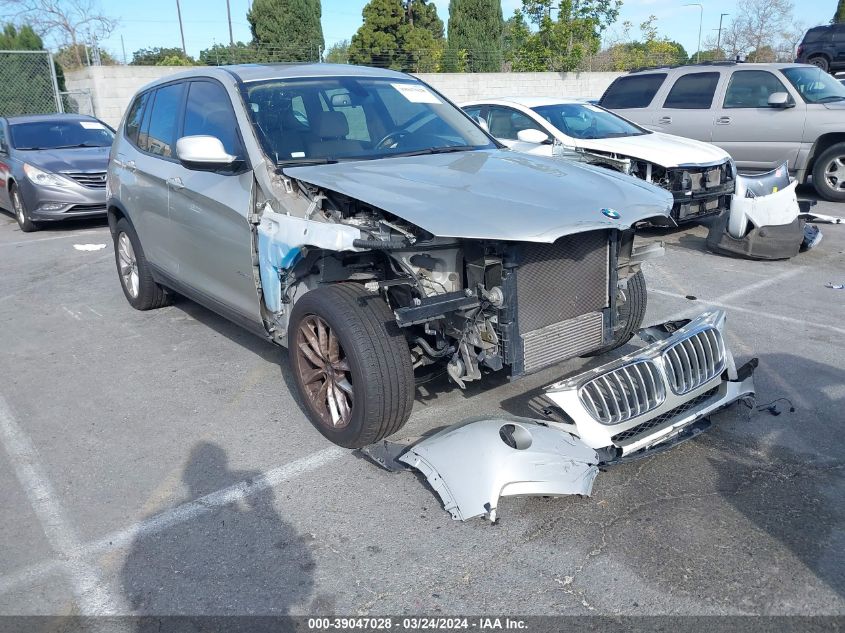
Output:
[
  {"xmin": 226, "ymin": 0, "xmax": 234, "ymax": 46},
  {"xmin": 684, "ymin": 3, "xmax": 704, "ymax": 63},
  {"xmin": 176, "ymin": 0, "xmax": 187, "ymax": 56},
  {"xmin": 120, "ymin": 34, "xmax": 127, "ymax": 64},
  {"xmin": 716, "ymin": 13, "xmax": 729, "ymax": 59}
]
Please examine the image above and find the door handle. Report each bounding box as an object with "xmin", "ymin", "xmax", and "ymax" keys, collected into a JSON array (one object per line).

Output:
[
  {"xmin": 166, "ymin": 176, "xmax": 185, "ymax": 189},
  {"xmin": 658, "ymin": 116, "xmax": 672, "ymax": 124},
  {"xmin": 125, "ymin": 160, "xmax": 136, "ymax": 172},
  {"xmin": 716, "ymin": 116, "xmax": 731, "ymax": 125},
  {"xmin": 115, "ymin": 157, "xmax": 136, "ymax": 172}
]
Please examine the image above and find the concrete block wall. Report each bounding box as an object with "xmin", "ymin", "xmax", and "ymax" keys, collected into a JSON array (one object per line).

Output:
[{"xmin": 66, "ymin": 66, "xmax": 625, "ymax": 128}]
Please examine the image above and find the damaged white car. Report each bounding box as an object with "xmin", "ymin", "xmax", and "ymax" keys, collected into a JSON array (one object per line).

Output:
[
  {"xmin": 107, "ymin": 65, "xmax": 755, "ymax": 482},
  {"xmin": 462, "ymin": 97, "xmax": 736, "ymax": 224}
]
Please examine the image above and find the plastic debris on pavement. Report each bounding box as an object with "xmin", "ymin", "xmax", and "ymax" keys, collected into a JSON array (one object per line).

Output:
[{"xmin": 73, "ymin": 244, "xmax": 107, "ymax": 251}]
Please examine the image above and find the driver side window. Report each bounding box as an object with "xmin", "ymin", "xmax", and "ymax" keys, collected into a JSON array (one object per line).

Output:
[{"xmin": 486, "ymin": 106, "xmax": 543, "ymax": 140}]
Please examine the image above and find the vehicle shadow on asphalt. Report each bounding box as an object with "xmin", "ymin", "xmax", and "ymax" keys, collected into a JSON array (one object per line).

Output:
[{"xmin": 120, "ymin": 441, "xmax": 317, "ymax": 624}]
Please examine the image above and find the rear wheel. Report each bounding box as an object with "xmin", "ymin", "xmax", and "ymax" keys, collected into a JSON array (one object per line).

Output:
[
  {"xmin": 10, "ymin": 184, "xmax": 37, "ymax": 233},
  {"xmin": 808, "ymin": 55, "xmax": 830, "ymax": 72},
  {"xmin": 586, "ymin": 270, "xmax": 647, "ymax": 356},
  {"xmin": 289, "ymin": 283, "xmax": 414, "ymax": 448},
  {"xmin": 113, "ymin": 217, "xmax": 171, "ymax": 310},
  {"xmin": 813, "ymin": 142, "xmax": 845, "ymax": 202}
]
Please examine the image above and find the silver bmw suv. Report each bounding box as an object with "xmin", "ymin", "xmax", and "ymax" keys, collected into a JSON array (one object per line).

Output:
[{"xmin": 107, "ymin": 64, "xmax": 754, "ymax": 456}]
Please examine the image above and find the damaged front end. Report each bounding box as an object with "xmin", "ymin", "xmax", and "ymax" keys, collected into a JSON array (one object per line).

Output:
[{"xmin": 394, "ymin": 309, "xmax": 756, "ymax": 522}]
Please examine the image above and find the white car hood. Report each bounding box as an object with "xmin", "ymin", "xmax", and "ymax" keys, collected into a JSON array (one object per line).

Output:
[{"xmin": 577, "ymin": 131, "xmax": 731, "ymax": 168}]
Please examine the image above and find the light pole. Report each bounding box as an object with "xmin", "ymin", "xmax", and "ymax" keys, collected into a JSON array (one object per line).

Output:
[
  {"xmin": 226, "ymin": 0, "xmax": 234, "ymax": 46},
  {"xmin": 716, "ymin": 12, "xmax": 729, "ymax": 59},
  {"xmin": 684, "ymin": 3, "xmax": 703, "ymax": 63},
  {"xmin": 176, "ymin": 0, "xmax": 187, "ymax": 56}
]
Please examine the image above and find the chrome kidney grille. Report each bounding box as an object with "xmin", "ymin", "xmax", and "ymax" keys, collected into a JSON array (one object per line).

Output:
[
  {"xmin": 662, "ymin": 327, "xmax": 725, "ymax": 395},
  {"xmin": 578, "ymin": 360, "xmax": 666, "ymax": 425}
]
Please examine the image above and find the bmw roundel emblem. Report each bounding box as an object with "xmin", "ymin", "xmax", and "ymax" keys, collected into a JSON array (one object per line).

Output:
[{"xmin": 601, "ymin": 208, "xmax": 621, "ymax": 219}]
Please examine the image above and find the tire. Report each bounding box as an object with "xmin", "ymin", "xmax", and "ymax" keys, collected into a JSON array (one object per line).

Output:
[
  {"xmin": 113, "ymin": 217, "xmax": 171, "ymax": 310},
  {"xmin": 586, "ymin": 270, "xmax": 647, "ymax": 356},
  {"xmin": 812, "ymin": 142, "xmax": 845, "ymax": 202},
  {"xmin": 288, "ymin": 283, "xmax": 415, "ymax": 448},
  {"xmin": 808, "ymin": 55, "xmax": 830, "ymax": 73},
  {"xmin": 10, "ymin": 184, "xmax": 38, "ymax": 233}
]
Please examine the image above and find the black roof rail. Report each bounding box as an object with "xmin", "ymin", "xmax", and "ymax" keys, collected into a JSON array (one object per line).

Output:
[{"xmin": 628, "ymin": 60, "xmax": 740, "ymax": 73}]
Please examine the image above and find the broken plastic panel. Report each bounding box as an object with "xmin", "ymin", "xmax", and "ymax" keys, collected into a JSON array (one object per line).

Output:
[
  {"xmin": 257, "ymin": 207, "xmax": 361, "ymax": 313},
  {"xmin": 399, "ymin": 418, "xmax": 599, "ymax": 522}
]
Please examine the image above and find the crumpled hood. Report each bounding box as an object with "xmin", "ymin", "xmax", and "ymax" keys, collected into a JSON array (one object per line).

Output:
[
  {"xmin": 285, "ymin": 150, "xmax": 672, "ymax": 242},
  {"xmin": 19, "ymin": 146, "xmax": 110, "ymax": 173},
  {"xmin": 578, "ymin": 131, "xmax": 731, "ymax": 168}
]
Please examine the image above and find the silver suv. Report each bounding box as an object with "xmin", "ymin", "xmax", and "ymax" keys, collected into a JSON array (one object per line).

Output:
[
  {"xmin": 599, "ymin": 62, "xmax": 845, "ymax": 201},
  {"xmin": 107, "ymin": 64, "xmax": 754, "ymax": 455}
]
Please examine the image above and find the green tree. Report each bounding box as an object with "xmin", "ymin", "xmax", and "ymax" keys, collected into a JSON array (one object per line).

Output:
[
  {"xmin": 836, "ymin": 0, "xmax": 845, "ymax": 23},
  {"xmin": 199, "ymin": 42, "xmax": 268, "ymax": 66},
  {"xmin": 325, "ymin": 39, "xmax": 350, "ymax": 64},
  {"xmin": 510, "ymin": 0, "xmax": 621, "ymax": 72},
  {"xmin": 0, "ymin": 23, "xmax": 58, "ymax": 116},
  {"xmin": 444, "ymin": 0, "xmax": 504, "ymax": 72},
  {"xmin": 131, "ymin": 47, "xmax": 194, "ymax": 65},
  {"xmin": 248, "ymin": 0, "xmax": 325, "ymax": 61},
  {"xmin": 348, "ymin": 0, "xmax": 444, "ymax": 71}
]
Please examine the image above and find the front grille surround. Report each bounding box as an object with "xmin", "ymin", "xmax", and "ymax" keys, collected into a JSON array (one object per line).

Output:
[
  {"xmin": 578, "ymin": 360, "xmax": 666, "ymax": 425},
  {"xmin": 662, "ymin": 327, "xmax": 725, "ymax": 395}
]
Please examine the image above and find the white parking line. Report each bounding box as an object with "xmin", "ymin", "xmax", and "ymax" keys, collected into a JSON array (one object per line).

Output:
[
  {"xmin": 0, "ymin": 394, "xmax": 123, "ymax": 614},
  {"xmin": 0, "ymin": 229, "xmax": 110, "ymax": 248},
  {"xmin": 0, "ymin": 443, "xmax": 346, "ymax": 599},
  {"xmin": 652, "ymin": 287, "xmax": 845, "ymax": 336},
  {"xmin": 662, "ymin": 267, "xmax": 805, "ymax": 322}
]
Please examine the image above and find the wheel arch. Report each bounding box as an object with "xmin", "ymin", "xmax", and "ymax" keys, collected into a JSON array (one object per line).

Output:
[
  {"xmin": 106, "ymin": 198, "xmax": 131, "ymax": 235},
  {"xmin": 806, "ymin": 133, "xmax": 845, "ymax": 181}
]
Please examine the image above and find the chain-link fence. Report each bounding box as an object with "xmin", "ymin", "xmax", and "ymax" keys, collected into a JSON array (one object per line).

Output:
[
  {"xmin": 0, "ymin": 50, "xmax": 62, "ymax": 117},
  {"xmin": 60, "ymin": 90, "xmax": 94, "ymax": 116}
]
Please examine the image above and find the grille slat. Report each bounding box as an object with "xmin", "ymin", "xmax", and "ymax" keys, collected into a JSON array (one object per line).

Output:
[
  {"xmin": 62, "ymin": 171, "xmax": 107, "ymax": 189},
  {"xmin": 578, "ymin": 360, "xmax": 665, "ymax": 425},
  {"xmin": 663, "ymin": 327, "xmax": 726, "ymax": 395}
]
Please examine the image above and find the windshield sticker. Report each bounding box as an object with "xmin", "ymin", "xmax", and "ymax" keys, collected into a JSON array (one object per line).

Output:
[
  {"xmin": 391, "ymin": 83, "xmax": 442, "ymax": 104},
  {"xmin": 79, "ymin": 121, "xmax": 106, "ymax": 130}
]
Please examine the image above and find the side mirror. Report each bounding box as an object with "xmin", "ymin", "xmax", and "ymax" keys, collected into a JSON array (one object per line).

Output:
[
  {"xmin": 767, "ymin": 92, "xmax": 793, "ymax": 108},
  {"xmin": 517, "ymin": 128, "xmax": 551, "ymax": 145},
  {"xmin": 176, "ymin": 135, "xmax": 237, "ymax": 169}
]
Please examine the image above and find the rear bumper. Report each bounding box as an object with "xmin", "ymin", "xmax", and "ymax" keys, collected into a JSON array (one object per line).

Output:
[{"xmin": 541, "ymin": 309, "xmax": 755, "ymax": 457}]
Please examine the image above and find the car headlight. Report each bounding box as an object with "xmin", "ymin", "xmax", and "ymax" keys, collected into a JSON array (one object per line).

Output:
[{"xmin": 23, "ymin": 163, "xmax": 72, "ymax": 187}]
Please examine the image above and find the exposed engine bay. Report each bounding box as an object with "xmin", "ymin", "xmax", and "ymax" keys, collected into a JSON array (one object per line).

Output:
[{"xmin": 253, "ymin": 167, "xmax": 658, "ymax": 388}]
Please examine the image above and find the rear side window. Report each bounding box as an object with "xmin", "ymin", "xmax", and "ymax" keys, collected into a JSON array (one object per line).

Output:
[
  {"xmin": 663, "ymin": 72, "xmax": 719, "ymax": 109},
  {"xmin": 124, "ymin": 92, "xmax": 149, "ymax": 146},
  {"xmin": 724, "ymin": 70, "xmax": 789, "ymax": 108},
  {"xmin": 803, "ymin": 27, "xmax": 829, "ymax": 43},
  {"xmin": 142, "ymin": 83, "xmax": 184, "ymax": 158},
  {"xmin": 183, "ymin": 81, "xmax": 241, "ymax": 155},
  {"xmin": 600, "ymin": 74, "xmax": 666, "ymax": 109}
]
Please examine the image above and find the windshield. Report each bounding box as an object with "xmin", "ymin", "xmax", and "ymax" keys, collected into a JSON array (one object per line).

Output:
[
  {"xmin": 781, "ymin": 66, "xmax": 845, "ymax": 103},
  {"xmin": 10, "ymin": 120, "xmax": 114, "ymax": 150},
  {"xmin": 531, "ymin": 103, "xmax": 648, "ymax": 140},
  {"xmin": 244, "ymin": 77, "xmax": 495, "ymax": 164}
]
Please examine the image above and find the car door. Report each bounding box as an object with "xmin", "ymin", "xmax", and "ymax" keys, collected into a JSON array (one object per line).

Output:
[
  {"xmin": 118, "ymin": 82, "xmax": 185, "ymax": 274},
  {"xmin": 653, "ymin": 71, "xmax": 722, "ymax": 141},
  {"xmin": 0, "ymin": 120, "xmax": 11, "ymax": 210},
  {"xmin": 166, "ymin": 78, "xmax": 262, "ymax": 326},
  {"xmin": 485, "ymin": 105, "xmax": 554, "ymax": 156},
  {"xmin": 710, "ymin": 69, "xmax": 807, "ymax": 172}
]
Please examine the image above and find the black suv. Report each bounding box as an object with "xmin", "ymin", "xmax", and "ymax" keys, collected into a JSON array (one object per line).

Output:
[{"xmin": 797, "ymin": 24, "xmax": 845, "ymax": 73}]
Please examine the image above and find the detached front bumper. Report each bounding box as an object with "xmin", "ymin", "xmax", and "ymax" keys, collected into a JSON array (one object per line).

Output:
[
  {"xmin": 389, "ymin": 310, "xmax": 755, "ymax": 522},
  {"xmin": 541, "ymin": 309, "xmax": 755, "ymax": 459}
]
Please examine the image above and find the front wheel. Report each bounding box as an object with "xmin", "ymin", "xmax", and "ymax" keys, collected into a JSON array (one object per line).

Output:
[
  {"xmin": 113, "ymin": 217, "xmax": 171, "ymax": 310},
  {"xmin": 11, "ymin": 184, "xmax": 38, "ymax": 233},
  {"xmin": 585, "ymin": 270, "xmax": 647, "ymax": 356},
  {"xmin": 288, "ymin": 283, "xmax": 415, "ymax": 448},
  {"xmin": 813, "ymin": 142, "xmax": 845, "ymax": 202}
]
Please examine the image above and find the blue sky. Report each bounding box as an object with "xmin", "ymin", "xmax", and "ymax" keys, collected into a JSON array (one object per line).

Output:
[{"xmin": 97, "ymin": 0, "xmax": 834, "ymax": 62}]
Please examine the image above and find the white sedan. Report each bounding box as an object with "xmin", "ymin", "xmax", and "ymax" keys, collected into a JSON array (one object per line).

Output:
[{"xmin": 462, "ymin": 97, "xmax": 736, "ymax": 224}]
